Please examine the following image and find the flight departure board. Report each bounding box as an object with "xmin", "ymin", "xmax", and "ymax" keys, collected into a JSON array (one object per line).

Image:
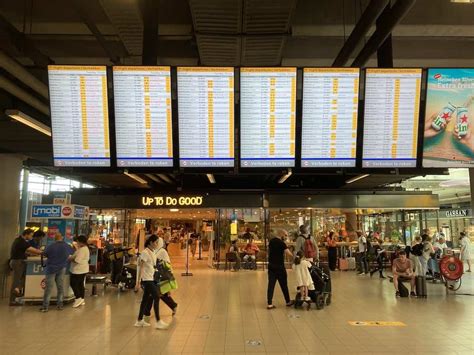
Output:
[
  {"xmin": 48, "ymin": 65, "xmax": 110, "ymax": 167},
  {"xmin": 113, "ymin": 66, "xmax": 173, "ymax": 167},
  {"xmin": 301, "ymin": 68, "xmax": 359, "ymax": 167},
  {"xmin": 240, "ymin": 67, "xmax": 296, "ymax": 167},
  {"xmin": 177, "ymin": 67, "xmax": 234, "ymax": 167},
  {"xmin": 362, "ymin": 68, "xmax": 422, "ymax": 168}
]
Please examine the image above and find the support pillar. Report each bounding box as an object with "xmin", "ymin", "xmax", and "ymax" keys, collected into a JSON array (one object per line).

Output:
[
  {"xmin": 0, "ymin": 154, "xmax": 24, "ymax": 297},
  {"xmin": 19, "ymin": 168, "xmax": 29, "ymax": 232}
]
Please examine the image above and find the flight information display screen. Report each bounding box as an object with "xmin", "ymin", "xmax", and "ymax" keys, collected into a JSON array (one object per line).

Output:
[
  {"xmin": 240, "ymin": 67, "xmax": 296, "ymax": 167},
  {"xmin": 301, "ymin": 68, "xmax": 359, "ymax": 167},
  {"xmin": 362, "ymin": 68, "xmax": 422, "ymax": 168},
  {"xmin": 423, "ymin": 68, "xmax": 474, "ymax": 167},
  {"xmin": 48, "ymin": 65, "xmax": 110, "ymax": 167},
  {"xmin": 177, "ymin": 67, "xmax": 234, "ymax": 167},
  {"xmin": 113, "ymin": 66, "xmax": 173, "ymax": 167}
]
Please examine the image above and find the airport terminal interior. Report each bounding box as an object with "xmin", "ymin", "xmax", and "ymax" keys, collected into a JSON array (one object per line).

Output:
[{"xmin": 0, "ymin": 0, "xmax": 474, "ymax": 354}]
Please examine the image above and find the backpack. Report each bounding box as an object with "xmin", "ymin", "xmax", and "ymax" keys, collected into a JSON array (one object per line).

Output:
[
  {"xmin": 302, "ymin": 236, "xmax": 317, "ymax": 258},
  {"xmin": 412, "ymin": 243, "xmax": 423, "ymax": 256}
]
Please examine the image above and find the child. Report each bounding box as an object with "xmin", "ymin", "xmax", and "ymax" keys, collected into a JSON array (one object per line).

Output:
[{"xmin": 293, "ymin": 251, "xmax": 314, "ymax": 302}]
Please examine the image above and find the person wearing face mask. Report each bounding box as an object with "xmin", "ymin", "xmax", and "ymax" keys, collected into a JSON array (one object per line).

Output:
[
  {"xmin": 134, "ymin": 235, "xmax": 169, "ymax": 330},
  {"xmin": 143, "ymin": 237, "xmax": 178, "ymax": 319}
]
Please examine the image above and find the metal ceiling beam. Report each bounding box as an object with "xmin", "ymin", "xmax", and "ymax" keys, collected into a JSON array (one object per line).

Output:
[
  {"xmin": 376, "ymin": 2, "xmax": 394, "ymax": 68},
  {"xmin": 0, "ymin": 14, "xmax": 53, "ymax": 67},
  {"xmin": 332, "ymin": 0, "xmax": 389, "ymax": 67},
  {"xmin": 141, "ymin": 0, "xmax": 159, "ymax": 65},
  {"xmin": 156, "ymin": 174, "xmax": 174, "ymax": 185},
  {"xmin": 70, "ymin": 0, "xmax": 121, "ymax": 64},
  {"xmin": 351, "ymin": 0, "xmax": 416, "ymax": 68}
]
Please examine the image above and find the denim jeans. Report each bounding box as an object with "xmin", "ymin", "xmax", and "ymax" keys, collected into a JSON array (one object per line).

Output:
[{"xmin": 42, "ymin": 268, "xmax": 66, "ymax": 309}]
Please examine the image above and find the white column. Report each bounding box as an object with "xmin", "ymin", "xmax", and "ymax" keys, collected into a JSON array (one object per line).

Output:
[{"xmin": 0, "ymin": 154, "xmax": 24, "ymax": 297}]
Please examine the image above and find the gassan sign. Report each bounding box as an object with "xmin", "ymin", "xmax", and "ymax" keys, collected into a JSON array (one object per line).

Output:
[
  {"xmin": 442, "ymin": 209, "xmax": 471, "ymax": 219},
  {"xmin": 141, "ymin": 196, "xmax": 204, "ymax": 207}
]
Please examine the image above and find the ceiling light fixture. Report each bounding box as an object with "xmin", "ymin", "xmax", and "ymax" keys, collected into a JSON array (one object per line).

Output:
[
  {"xmin": 206, "ymin": 174, "xmax": 216, "ymax": 184},
  {"xmin": 346, "ymin": 174, "xmax": 370, "ymax": 184},
  {"xmin": 170, "ymin": 208, "xmax": 179, "ymax": 212},
  {"xmin": 5, "ymin": 109, "xmax": 51, "ymax": 136},
  {"xmin": 278, "ymin": 169, "xmax": 292, "ymax": 184},
  {"xmin": 123, "ymin": 170, "xmax": 148, "ymax": 184}
]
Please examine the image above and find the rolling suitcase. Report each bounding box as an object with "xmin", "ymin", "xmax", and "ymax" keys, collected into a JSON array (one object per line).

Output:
[
  {"xmin": 347, "ymin": 257, "xmax": 356, "ymax": 270},
  {"xmin": 339, "ymin": 258, "xmax": 348, "ymax": 271},
  {"xmin": 416, "ymin": 276, "xmax": 427, "ymax": 298}
]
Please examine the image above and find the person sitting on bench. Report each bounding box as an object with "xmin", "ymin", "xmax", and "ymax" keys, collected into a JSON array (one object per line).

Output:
[
  {"xmin": 392, "ymin": 251, "xmax": 416, "ymax": 298},
  {"xmin": 243, "ymin": 239, "xmax": 259, "ymax": 269}
]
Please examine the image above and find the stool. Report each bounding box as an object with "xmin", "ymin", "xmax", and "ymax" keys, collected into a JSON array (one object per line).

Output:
[{"xmin": 86, "ymin": 275, "xmax": 107, "ymax": 296}]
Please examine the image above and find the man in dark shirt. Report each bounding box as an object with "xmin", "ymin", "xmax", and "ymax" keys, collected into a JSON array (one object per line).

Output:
[
  {"xmin": 267, "ymin": 229, "xmax": 293, "ymax": 309},
  {"xmin": 40, "ymin": 233, "xmax": 73, "ymax": 312},
  {"xmin": 9, "ymin": 229, "xmax": 42, "ymax": 305}
]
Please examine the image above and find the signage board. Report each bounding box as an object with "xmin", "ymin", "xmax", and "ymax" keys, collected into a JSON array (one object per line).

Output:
[
  {"xmin": 31, "ymin": 204, "xmax": 90, "ymax": 219},
  {"xmin": 441, "ymin": 209, "xmax": 471, "ymax": 219}
]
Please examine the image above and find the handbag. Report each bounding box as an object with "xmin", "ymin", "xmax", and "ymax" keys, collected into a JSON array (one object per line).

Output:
[{"xmin": 156, "ymin": 260, "xmax": 174, "ymax": 282}]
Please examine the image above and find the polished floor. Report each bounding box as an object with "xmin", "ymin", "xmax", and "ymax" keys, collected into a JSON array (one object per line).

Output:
[{"xmin": 1, "ymin": 260, "xmax": 473, "ymax": 355}]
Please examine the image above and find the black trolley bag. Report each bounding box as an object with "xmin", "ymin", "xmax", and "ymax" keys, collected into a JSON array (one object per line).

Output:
[{"xmin": 416, "ymin": 276, "xmax": 427, "ymax": 298}]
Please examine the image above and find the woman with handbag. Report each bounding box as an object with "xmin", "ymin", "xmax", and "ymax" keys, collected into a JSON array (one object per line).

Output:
[
  {"xmin": 143, "ymin": 237, "xmax": 178, "ymax": 317},
  {"xmin": 134, "ymin": 235, "xmax": 169, "ymax": 330}
]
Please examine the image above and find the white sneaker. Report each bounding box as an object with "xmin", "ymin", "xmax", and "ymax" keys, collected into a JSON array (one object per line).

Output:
[
  {"xmin": 72, "ymin": 299, "xmax": 82, "ymax": 308},
  {"xmin": 304, "ymin": 297, "xmax": 311, "ymax": 302},
  {"xmin": 134, "ymin": 320, "xmax": 151, "ymax": 327},
  {"xmin": 155, "ymin": 320, "xmax": 169, "ymax": 330}
]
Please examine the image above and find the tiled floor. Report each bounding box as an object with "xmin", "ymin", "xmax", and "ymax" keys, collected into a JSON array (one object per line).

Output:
[{"xmin": 1, "ymin": 261, "xmax": 473, "ymax": 355}]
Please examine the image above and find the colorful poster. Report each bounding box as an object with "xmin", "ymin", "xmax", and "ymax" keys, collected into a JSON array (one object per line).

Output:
[{"xmin": 423, "ymin": 68, "xmax": 474, "ymax": 167}]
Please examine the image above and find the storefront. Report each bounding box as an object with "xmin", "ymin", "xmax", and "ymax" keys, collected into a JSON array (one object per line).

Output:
[{"xmin": 41, "ymin": 190, "xmax": 440, "ymax": 268}]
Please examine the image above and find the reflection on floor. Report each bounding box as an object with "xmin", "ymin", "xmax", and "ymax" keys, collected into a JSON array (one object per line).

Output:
[{"xmin": 1, "ymin": 260, "xmax": 473, "ymax": 355}]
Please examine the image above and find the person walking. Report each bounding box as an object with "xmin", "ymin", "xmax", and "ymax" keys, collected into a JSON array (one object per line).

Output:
[
  {"xmin": 69, "ymin": 235, "xmax": 90, "ymax": 308},
  {"xmin": 357, "ymin": 230, "xmax": 368, "ymax": 275},
  {"xmin": 369, "ymin": 239, "xmax": 386, "ymax": 278},
  {"xmin": 267, "ymin": 229, "xmax": 294, "ymax": 309},
  {"xmin": 135, "ymin": 235, "xmax": 169, "ymax": 330},
  {"xmin": 326, "ymin": 231, "xmax": 338, "ymax": 271},
  {"xmin": 40, "ymin": 233, "xmax": 73, "ymax": 312},
  {"xmin": 460, "ymin": 232, "xmax": 472, "ymax": 272},
  {"xmin": 9, "ymin": 229, "xmax": 42, "ymax": 305},
  {"xmin": 295, "ymin": 225, "xmax": 319, "ymax": 262},
  {"xmin": 143, "ymin": 237, "xmax": 178, "ymax": 318}
]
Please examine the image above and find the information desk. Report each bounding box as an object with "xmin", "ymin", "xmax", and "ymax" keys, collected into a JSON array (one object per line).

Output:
[
  {"xmin": 48, "ymin": 65, "xmax": 110, "ymax": 167},
  {"xmin": 23, "ymin": 257, "xmax": 74, "ymax": 303}
]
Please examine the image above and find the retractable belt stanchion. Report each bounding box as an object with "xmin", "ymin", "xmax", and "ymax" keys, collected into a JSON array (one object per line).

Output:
[
  {"xmin": 197, "ymin": 238, "xmax": 203, "ymax": 260},
  {"xmin": 182, "ymin": 234, "xmax": 193, "ymax": 277}
]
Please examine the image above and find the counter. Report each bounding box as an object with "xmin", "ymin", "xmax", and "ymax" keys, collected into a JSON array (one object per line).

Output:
[{"xmin": 23, "ymin": 256, "xmax": 74, "ymax": 303}]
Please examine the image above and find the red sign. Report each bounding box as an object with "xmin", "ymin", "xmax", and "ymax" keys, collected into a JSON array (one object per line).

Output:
[
  {"xmin": 62, "ymin": 206, "xmax": 72, "ymax": 217},
  {"xmin": 434, "ymin": 73, "xmax": 441, "ymax": 79},
  {"xmin": 40, "ymin": 278, "xmax": 46, "ymax": 290}
]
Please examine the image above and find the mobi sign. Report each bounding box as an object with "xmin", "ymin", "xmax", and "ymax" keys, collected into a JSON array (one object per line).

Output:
[
  {"xmin": 31, "ymin": 205, "xmax": 62, "ymax": 218},
  {"xmin": 141, "ymin": 196, "xmax": 204, "ymax": 207}
]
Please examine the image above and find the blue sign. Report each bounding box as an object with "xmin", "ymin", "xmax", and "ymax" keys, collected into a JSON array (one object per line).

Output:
[
  {"xmin": 32, "ymin": 205, "xmax": 62, "ymax": 218},
  {"xmin": 74, "ymin": 206, "xmax": 87, "ymax": 219}
]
